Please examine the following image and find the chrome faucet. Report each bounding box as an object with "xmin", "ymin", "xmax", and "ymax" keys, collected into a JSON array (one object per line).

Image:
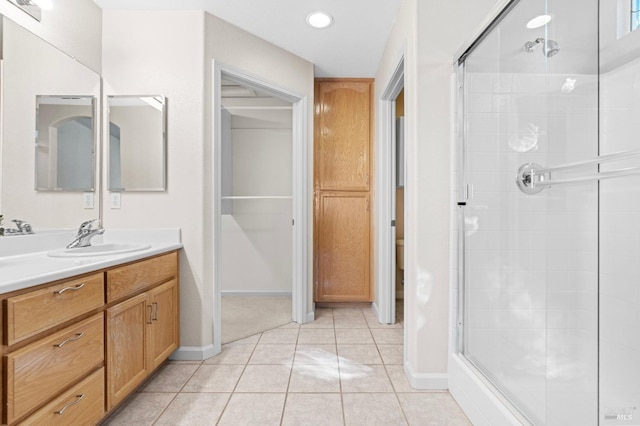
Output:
[
  {"xmin": 67, "ymin": 219, "xmax": 105, "ymax": 249},
  {"xmin": 4, "ymin": 219, "xmax": 34, "ymax": 235}
]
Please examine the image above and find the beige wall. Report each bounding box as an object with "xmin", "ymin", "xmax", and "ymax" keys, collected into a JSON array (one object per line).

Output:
[
  {"xmin": 0, "ymin": 0, "xmax": 102, "ymax": 72},
  {"xmin": 375, "ymin": 0, "xmax": 508, "ymax": 385},
  {"xmin": 101, "ymin": 10, "xmax": 313, "ymax": 354},
  {"xmin": 204, "ymin": 13, "xmax": 315, "ymax": 317},
  {"xmin": 101, "ymin": 10, "xmax": 207, "ymax": 349}
]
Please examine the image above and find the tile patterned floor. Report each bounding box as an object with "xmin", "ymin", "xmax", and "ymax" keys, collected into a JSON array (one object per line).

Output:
[{"xmin": 103, "ymin": 305, "xmax": 471, "ymax": 426}]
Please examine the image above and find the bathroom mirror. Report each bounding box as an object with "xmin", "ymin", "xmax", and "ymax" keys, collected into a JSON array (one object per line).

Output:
[
  {"xmin": 108, "ymin": 95, "xmax": 167, "ymax": 191},
  {"xmin": 0, "ymin": 17, "xmax": 101, "ymax": 229},
  {"xmin": 35, "ymin": 95, "xmax": 96, "ymax": 191}
]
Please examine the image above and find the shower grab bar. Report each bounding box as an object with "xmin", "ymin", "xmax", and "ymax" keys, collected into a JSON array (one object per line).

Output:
[{"xmin": 516, "ymin": 148, "xmax": 640, "ymax": 194}]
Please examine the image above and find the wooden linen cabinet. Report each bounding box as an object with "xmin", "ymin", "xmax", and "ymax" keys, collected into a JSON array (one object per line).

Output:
[{"xmin": 314, "ymin": 78, "xmax": 374, "ymax": 302}]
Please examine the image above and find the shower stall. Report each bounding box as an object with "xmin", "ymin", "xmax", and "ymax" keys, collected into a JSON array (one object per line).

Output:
[{"xmin": 453, "ymin": 0, "xmax": 640, "ymax": 424}]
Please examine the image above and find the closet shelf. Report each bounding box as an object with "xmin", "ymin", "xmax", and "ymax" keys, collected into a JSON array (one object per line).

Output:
[
  {"xmin": 221, "ymin": 196, "xmax": 292, "ymax": 200},
  {"xmin": 222, "ymin": 106, "xmax": 292, "ymax": 111}
]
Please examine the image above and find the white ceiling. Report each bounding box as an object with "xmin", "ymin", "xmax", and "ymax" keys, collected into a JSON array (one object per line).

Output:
[{"xmin": 92, "ymin": 0, "xmax": 401, "ymax": 77}]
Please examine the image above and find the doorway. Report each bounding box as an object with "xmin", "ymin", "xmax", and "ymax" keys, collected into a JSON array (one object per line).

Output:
[
  {"xmin": 212, "ymin": 62, "xmax": 310, "ymax": 354},
  {"xmin": 376, "ymin": 57, "xmax": 405, "ymax": 326},
  {"xmin": 219, "ymin": 78, "xmax": 294, "ymax": 343}
]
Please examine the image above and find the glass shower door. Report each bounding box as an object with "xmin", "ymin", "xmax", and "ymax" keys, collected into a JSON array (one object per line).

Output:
[{"xmin": 459, "ymin": 0, "xmax": 599, "ymax": 424}]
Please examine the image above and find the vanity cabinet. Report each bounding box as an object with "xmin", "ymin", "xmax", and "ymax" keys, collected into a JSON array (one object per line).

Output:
[
  {"xmin": 0, "ymin": 250, "xmax": 179, "ymax": 426},
  {"xmin": 105, "ymin": 253, "xmax": 179, "ymax": 410}
]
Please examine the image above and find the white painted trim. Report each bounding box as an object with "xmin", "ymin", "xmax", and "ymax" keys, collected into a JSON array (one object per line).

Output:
[
  {"xmin": 449, "ymin": 354, "xmax": 525, "ymax": 426},
  {"xmin": 375, "ymin": 53, "xmax": 405, "ymax": 326},
  {"xmin": 291, "ymin": 96, "xmax": 310, "ymax": 325},
  {"xmin": 306, "ymin": 311, "xmax": 315, "ymax": 323},
  {"xmin": 170, "ymin": 344, "xmax": 217, "ymax": 361},
  {"xmin": 404, "ymin": 361, "xmax": 449, "ymax": 390},
  {"xmin": 371, "ymin": 301, "xmax": 380, "ymax": 318},
  {"xmin": 221, "ymin": 291, "xmax": 292, "ymax": 296},
  {"xmin": 211, "ymin": 60, "xmax": 311, "ymax": 358},
  {"xmin": 212, "ymin": 62, "xmax": 223, "ymax": 357}
]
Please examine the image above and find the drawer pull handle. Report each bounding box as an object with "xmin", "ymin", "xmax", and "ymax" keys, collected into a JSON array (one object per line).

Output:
[
  {"xmin": 54, "ymin": 394, "xmax": 85, "ymax": 415},
  {"xmin": 147, "ymin": 305, "xmax": 153, "ymax": 324},
  {"xmin": 54, "ymin": 283, "xmax": 85, "ymax": 295},
  {"xmin": 152, "ymin": 302, "xmax": 159, "ymax": 321},
  {"xmin": 54, "ymin": 332, "xmax": 84, "ymax": 348}
]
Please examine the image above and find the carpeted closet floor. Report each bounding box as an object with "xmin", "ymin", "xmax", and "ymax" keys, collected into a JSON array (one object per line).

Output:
[{"xmin": 222, "ymin": 295, "xmax": 292, "ymax": 344}]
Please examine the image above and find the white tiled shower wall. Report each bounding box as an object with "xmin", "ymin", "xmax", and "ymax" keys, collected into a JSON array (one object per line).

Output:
[
  {"xmin": 452, "ymin": 71, "xmax": 599, "ymax": 425},
  {"xmin": 599, "ymin": 56, "xmax": 640, "ymax": 425}
]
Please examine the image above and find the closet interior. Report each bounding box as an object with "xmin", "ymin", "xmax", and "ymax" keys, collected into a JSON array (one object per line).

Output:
[{"xmin": 219, "ymin": 78, "xmax": 294, "ymax": 343}]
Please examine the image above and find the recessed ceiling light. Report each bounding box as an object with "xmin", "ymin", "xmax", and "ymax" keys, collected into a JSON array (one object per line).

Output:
[
  {"xmin": 306, "ymin": 11, "xmax": 333, "ymax": 29},
  {"xmin": 526, "ymin": 14, "xmax": 551, "ymax": 29}
]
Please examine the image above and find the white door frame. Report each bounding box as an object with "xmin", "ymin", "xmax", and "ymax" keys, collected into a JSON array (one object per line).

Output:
[
  {"xmin": 376, "ymin": 55, "xmax": 405, "ymax": 324},
  {"xmin": 212, "ymin": 60, "xmax": 310, "ymax": 354}
]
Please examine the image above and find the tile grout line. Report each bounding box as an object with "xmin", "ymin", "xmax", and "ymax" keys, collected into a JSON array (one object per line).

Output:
[
  {"xmin": 215, "ymin": 333, "xmax": 261, "ymax": 426},
  {"xmin": 332, "ymin": 310, "xmax": 348, "ymax": 426},
  {"xmin": 149, "ymin": 360, "xmax": 204, "ymax": 425},
  {"xmin": 279, "ymin": 324, "xmax": 300, "ymax": 425}
]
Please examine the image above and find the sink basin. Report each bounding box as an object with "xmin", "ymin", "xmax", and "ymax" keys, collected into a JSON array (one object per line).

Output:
[{"xmin": 48, "ymin": 243, "xmax": 151, "ymax": 258}]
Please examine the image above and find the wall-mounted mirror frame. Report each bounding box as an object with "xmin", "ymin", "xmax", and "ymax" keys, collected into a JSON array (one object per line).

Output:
[
  {"xmin": 35, "ymin": 95, "xmax": 97, "ymax": 191},
  {"xmin": 107, "ymin": 95, "xmax": 167, "ymax": 192}
]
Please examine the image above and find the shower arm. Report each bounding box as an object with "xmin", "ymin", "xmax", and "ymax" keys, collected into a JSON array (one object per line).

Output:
[{"xmin": 516, "ymin": 148, "xmax": 640, "ymax": 194}]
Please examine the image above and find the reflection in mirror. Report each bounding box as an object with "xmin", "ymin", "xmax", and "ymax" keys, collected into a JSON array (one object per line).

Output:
[
  {"xmin": 108, "ymin": 96, "xmax": 166, "ymax": 191},
  {"xmin": 35, "ymin": 96, "xmax": 96, "ymax": 191},
  {"xmin": 0, "ymin": 17, "xmax": 101, "ymax": 230},
  {"xmin": 6, "ymin": 0, "xmax": 41, "ymax": 21}
]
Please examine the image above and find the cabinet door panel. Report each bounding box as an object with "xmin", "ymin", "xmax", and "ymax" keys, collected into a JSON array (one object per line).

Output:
[
  {"xmin": 147, "ymin": 279, "xmax": 179, "ymax": 370},
  {"xmin": 106, "ymin": 293, "xmax": 148, "ymax": 410},
  {"xmin": 315, "ymin": 81, "xmax": 371, "ymax": 191},
  {"xmin": 315, "ymin": 192, "xmax": 371, "ymax": 302}
]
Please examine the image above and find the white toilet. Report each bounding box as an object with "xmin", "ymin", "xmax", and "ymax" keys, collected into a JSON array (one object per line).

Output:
[{"xmin": 396, "ymin": 239, "xmax": 404, "ymax": 270}]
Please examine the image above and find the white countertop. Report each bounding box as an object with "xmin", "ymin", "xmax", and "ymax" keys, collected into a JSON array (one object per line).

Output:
[{"xmin": 0, "ymin": 229, "xmax": 182, "ymax": 293}]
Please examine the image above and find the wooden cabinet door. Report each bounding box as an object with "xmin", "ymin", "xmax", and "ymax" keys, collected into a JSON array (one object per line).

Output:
[
  {"xmin": 106, "ymin": 293, "xmax": 148, "ymax": 410},
  {"xmin": 147, "ymin": 279, "xmax": 179, "ymax": 370},
  {"xmin": 315, "ymin": 192, "xmax": 371, "ymax": 302},
  {"xmin": 315, "ymin": 81, "xmax": 372, "ymax": 191}
]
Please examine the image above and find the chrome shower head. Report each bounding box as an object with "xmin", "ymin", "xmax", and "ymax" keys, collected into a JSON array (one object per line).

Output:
[
  {"xmin": 544, "ymin": 39, "xmax": 559, "ymax": 57},
  {"xmin": 523, "ymin": 38, "xmax": 559, "ymax": 57}
]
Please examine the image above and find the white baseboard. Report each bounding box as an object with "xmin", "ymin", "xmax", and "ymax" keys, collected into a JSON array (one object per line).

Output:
[
  {"xmin": 372, "ymin": 301, "xmax": 380, "ymax": 318},
  {"xmin": 170, "ymin": 345, "xmax": 217, "ymax": 361},
  {"xmin": 306, "ymin": 310, "xmax": 315, "ymax": 323},
  {"xmin": 404, "ymin": 361, "xmax": 449, "ymax": 389},
  {"xmin": 449, "ymin": 354, "xmax": 524, "ymax": 425},
  {"xmin": 221, "ymin": 291, "xmax": 292, "ymax": 296}
]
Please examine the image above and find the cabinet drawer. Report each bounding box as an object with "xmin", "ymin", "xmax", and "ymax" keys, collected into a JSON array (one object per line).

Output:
[
  {"xmin": 6, "ymin": 273, "xmax": 104, "ymax": 346},
  {"xmin": 19, "ymin": 368, "xmax": 105, "ymax": 426},
  {"xmin": 6, "ymin": 313, "xmax": 104, "ymax": 424},
  {"xmin": 107, "ymin": 252, "xmax": 177, "ymax": 302}
]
